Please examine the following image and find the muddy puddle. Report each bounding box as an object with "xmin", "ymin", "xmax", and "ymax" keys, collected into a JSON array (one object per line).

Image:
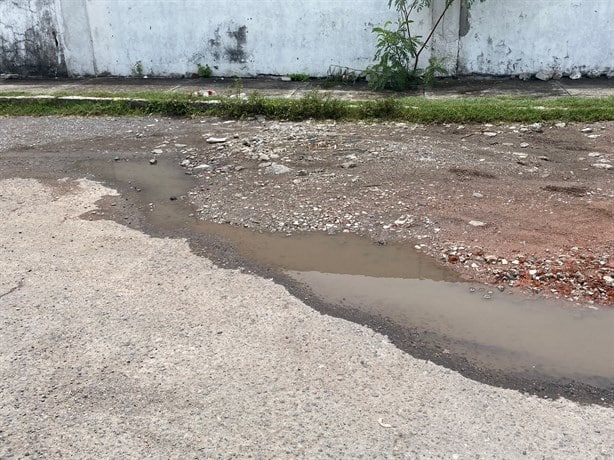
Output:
[{"xmin": 78, "ymin": 158, "xmax": 614, "ymax": 392}]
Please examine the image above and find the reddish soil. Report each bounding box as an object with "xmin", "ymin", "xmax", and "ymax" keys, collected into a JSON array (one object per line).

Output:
[{"xmin": 183, "ymin": 119, "xmax": 614, "ymax": 306}]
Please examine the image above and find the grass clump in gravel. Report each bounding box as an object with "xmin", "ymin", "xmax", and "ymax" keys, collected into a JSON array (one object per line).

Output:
[{"xmin": 0, "ymin": 90, "xmax": 612, "ymax": 123}]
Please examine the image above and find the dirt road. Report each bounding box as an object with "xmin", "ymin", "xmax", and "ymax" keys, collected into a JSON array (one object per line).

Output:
[
  {"xmin": 3, "ymin": 116, "xmax": 612, "ymax": 305},
  {"xmin": 1, "ymin": 116, "xmax": 613, "ymax": 457}
]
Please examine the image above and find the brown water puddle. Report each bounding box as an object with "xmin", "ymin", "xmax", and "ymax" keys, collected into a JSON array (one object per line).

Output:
[
  {"xmin": 289, "ymin": 272, "xmax": 614, "ymax": 388},
  {"xmin": 78, "ymin": 158, "xmax": 614, "ymax": 391}
]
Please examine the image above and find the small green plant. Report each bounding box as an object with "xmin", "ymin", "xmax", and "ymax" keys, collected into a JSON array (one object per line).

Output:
[
  {"xmin": 134, "ymin": 60, "xmax": 144, "ymax": 77},
  {"xmin": 197, "ymin": 64, "xmax": 212, "ymax": 78},
  {"xmin": 367, "ymin": 0, "xmax": 485, "ymax": 91},
  {"xmin": 232, "ymin": 77, "xmax": 244, "ymax": 95},
  {"xmin": 289, "ymin": 73, "xmax": 310, "ymax": 82}
]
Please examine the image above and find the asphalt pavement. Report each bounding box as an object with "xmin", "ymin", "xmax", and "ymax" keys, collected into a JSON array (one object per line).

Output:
[{"xmin": 1, "ymin": 177, "xmax": 613, "ymax": 458}]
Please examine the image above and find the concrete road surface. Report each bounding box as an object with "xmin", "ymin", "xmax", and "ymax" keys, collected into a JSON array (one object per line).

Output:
[{"xmin": 1, "ymin": 177, "xmax": 612, "ymax": 459}]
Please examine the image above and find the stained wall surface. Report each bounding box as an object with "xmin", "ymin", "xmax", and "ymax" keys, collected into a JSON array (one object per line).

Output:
[
  {"xmin": 0, "ymin": 0, "xmax": 611, "ymax": 78},
  {"xmin": 457, "ymin": 0, "xmax": 614, "ymax": 76},
  {"xmin": 0, "ymin": 0, "xmax": 66, "ymax": 76}
]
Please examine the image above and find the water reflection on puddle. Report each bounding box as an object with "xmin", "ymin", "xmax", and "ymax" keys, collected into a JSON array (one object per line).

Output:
[{"xmin": 288, "ymin": 271, "xmax": 614, "ymax": 388}]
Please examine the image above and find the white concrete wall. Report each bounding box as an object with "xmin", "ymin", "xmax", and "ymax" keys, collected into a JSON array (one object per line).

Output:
[
  {"xmin": 457, "ymin": 0, "xmax": 614, "ymax": 77},
  {"xmin": 60, "ymin": 0, "xmax": 431, "ymax": 78},
  {"xmin": 1, "ymin": 0, "xmax": 612, "ymax": 78}
]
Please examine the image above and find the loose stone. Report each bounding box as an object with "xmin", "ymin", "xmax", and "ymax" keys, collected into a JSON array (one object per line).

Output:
[{"xmin": 206, "ymin": 137, "xmax": 228, "ymax": 144}]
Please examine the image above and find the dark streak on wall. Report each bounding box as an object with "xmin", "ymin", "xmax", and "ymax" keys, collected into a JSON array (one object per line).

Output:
[
  {"xmin": 207, "ymin": 24, "xmax": 248, "ymax": 64},
  {"xmin": 459, "ymin": 2, "xmax": 470, "ymax": 38},
  {"xmin": 0, "ymin": 4, "xmax": 67, "ymax": 77},
  {"xmin": 208, "ymin": 28, "xmax": 222, "ymax": 61},
  {"xmin": 224, "ymin": 25, "xmax": 248, "ymax": 63}
]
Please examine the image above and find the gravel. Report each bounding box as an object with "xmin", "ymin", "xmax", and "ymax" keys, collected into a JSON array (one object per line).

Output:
[{"xmin": 0, "ymin": 116, "xmax": 611, "ymax": 306}]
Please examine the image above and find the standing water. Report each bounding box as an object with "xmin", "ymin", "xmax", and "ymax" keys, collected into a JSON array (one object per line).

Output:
[{"xmin": 80, "ymin": 158, "xmax": 614, "ymax": 391}]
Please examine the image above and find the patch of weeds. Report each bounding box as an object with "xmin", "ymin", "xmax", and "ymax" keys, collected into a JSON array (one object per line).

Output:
[
  {"xmin": 289, "ymin": 73, "xmax": 310, "ymax": 82},
  {"xmin": 1, "ymin": 93, "xmax": 613, "ymax": 124},
  {"xmin": 357, "ymin": 98, "xmax": 404, "ymax": 120},
  {"xmin": 133, "ymin": 60, "xmax": 144, "ymax": 77},
  {"xmin": 197, "ymin": 64, "xmax": 212, "ymax": 78},
  {"xmin": 287, "ymin": 91, "xmax": 348, "ymax": 120},
  {"xmin": 213, "ymin": 91, "xmax": 266, "ymax": 118}
]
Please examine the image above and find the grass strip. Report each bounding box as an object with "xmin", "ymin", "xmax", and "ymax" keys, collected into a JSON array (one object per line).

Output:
[{"xmin": 0, "ymin": 92, "xmax": 612, "ymax": 123}]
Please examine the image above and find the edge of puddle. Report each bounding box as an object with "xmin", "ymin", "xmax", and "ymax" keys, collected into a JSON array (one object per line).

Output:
[{"xmin": 14, "ymin": 154, "xmax": 612, "ymax": 407}]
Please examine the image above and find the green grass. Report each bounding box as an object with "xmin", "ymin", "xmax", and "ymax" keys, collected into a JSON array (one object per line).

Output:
[
  {"xmin": 0, "ymin": 90, "xmax": 612, "ymax": 123},
  {"xmin": 289, "ymin": 73, "xmax": 310, "ymax": 82}
]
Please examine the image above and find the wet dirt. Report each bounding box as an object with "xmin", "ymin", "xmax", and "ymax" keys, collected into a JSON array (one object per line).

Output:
[{"xmin": 1, "ymin": 116, "xmax": 612, "ymax": 405}]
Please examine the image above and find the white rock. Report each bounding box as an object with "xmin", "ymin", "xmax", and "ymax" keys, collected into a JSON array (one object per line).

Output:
[
  {"xmin": 592, "ymin": 163, "xmax": 613, "ymax": 170},
  {"xmin": 468, "ymin": 220, "xmax": 486, "ymax": 227},
  {"xmin": 152, "ymin": 149, "xmax": 163, "ymax": 154},
  {"xmin": 520, "ymin": 142, "xmax": 530, "ymax": 148},
  {"xmin": 555, "ymin": 122, "xmax": 566, "ymax": 128},
  {"xmin": 265, "ymin": 163, "xmax": 293, "ymax": 175},
  {"xmin": 518, "ymin": 73, "xmax": 531, "ymax": 81},
  {"xmin": 569, "ymin": 70, "xmax": 582, "ymax": 80},
  {"xmin": 535, "ymin": 70, "xmax": 554, "ymax": 81},
  {"xmin": 581, "ymin": 127, "xmax": 593, "ymax": 133},
  {"xmin": 588, "ymin": 152, "xmax": 601, "ymax": 157},
  {"xmin": 483, "ymin": 132, "xmax": 498, "ymax": 137},
  {"xmin": 587, "ymin": 70, "xmax": 602, "ymax": 78},
  {"xmin": 193, "ymin": 164, "xmax": 212, "ymax": 170},
  {"xmin": 529, "ymin": 123, "xmax": 543, "ymax": 133},
  {"xmin": 206, "ymin": 137, "xmax": 228, "ymax": 144},
  {"xmin": 472, "ymin": 192, "xmax": 484, "ymax": 198}
]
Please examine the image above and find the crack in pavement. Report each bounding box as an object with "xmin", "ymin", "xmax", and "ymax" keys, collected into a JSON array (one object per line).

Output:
[{"xmin": 0, "ymin": 278, "xmax": 25, "ymax": 300}]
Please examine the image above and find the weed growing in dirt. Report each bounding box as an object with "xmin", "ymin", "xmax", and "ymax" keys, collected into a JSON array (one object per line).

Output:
[
  {"xmin": 133, "ymin": 61, "xmax": 144, "ymax": 77},
  {"xmin": 197, "ymin": 64, "xmax": 212, "ymax": 78},
  {"xmin": 289, "ymin": 73, "xmax": 310, "ymax": 82}
]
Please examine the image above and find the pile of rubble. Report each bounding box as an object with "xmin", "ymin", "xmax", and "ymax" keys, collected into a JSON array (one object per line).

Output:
[{"xmin": 442, "ymin": 246, "xmax": 614, "ymax": 305}]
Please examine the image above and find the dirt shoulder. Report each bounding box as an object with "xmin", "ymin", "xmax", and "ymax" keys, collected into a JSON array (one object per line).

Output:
[{"xmin": 183, "ymin": 119, "xmax": 614, "ymax": 306}]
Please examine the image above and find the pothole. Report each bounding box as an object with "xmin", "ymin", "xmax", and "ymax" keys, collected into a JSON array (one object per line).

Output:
[{"xmin": 77, "ymin": 157, "xmax": 614, "ymax": 401}]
